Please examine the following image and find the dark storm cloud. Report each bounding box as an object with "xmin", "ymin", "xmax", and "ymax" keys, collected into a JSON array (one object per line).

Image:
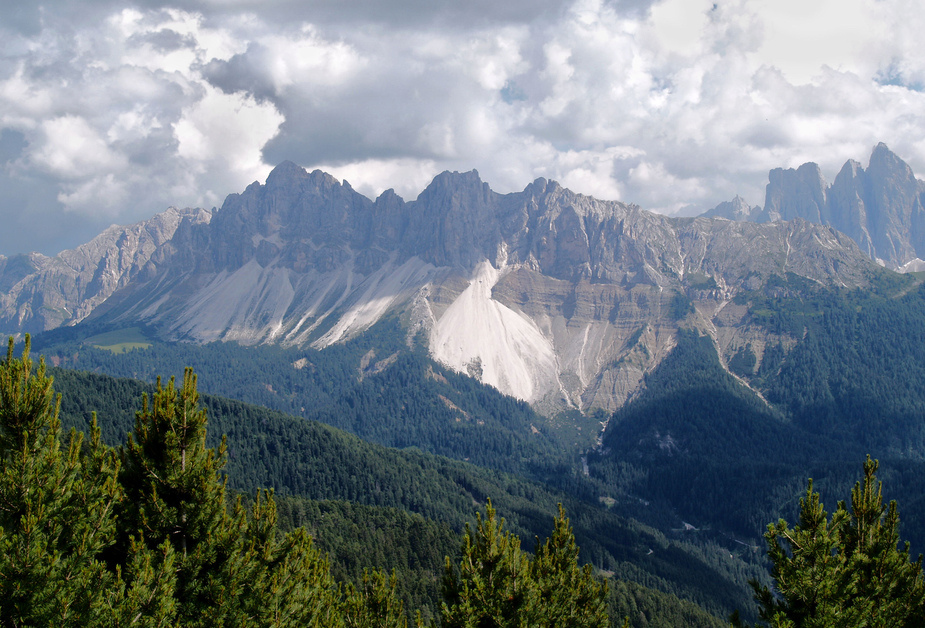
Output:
[
  {"xmin": 0, "ymin": 0, "xmax": 658, "ymax": 35},
  {"xmin": 202, "ymin": 34, "xmax": 505, "ymax": 167},
  {"xmin": 200, "ymin": 44, "xmax": 278, "ymax": 101},
  {"xmin": 0, "ymin": 0, "xmax": 566, "ymax": 30},
  {"xmin": 271, "ymin": 0, "xmax": 656, "ymax": 29}
]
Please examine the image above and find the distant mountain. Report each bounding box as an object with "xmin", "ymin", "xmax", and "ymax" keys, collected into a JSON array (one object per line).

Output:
[
  {"xmin": 703, "ymin": 143, "xmax": 925, "ymax": 269},
  {"xmin": 700, "ymin": 195, "xmax": 760, "ymax": 221},
  {"xmin": 1, "ymin": 163, "xmax": 881, "ymax": 415},
  {"xmin": 0, "ymin": 206, "xmax": 210, "ymax": 335}
]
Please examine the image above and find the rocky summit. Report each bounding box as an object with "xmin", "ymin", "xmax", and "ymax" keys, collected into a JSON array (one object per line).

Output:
[
  {"xmin": 1, "ymin": 163, "xmax": 881, "ymax": 415},
  {"xmin": 706, "ymin": 143, "xmax": 925, "ymax": 270}
]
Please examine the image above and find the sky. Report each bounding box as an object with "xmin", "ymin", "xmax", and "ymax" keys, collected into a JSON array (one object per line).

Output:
[{"xmin": 2, "ymin": 0, "xmax": 925, "ymax": 255}]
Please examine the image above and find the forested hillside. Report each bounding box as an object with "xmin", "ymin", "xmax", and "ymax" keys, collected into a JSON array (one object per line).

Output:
[
  {"xmin": 6, "ymin": 337, "xmax": 737, "ymax": 627},
  {"xmin": 48, "ymin": 364, "xmax": 759, "ymax": 624},
  {"xmin": 23, "ymin": 270, "xmax": 925, "ymax": 625},
  {"xmin": 588, "ymin": 272, "xmax": 925, "ymax": 555},
  {"xmin": 35, "ymin": 318, "xmax": 591, "ymax": 476}
]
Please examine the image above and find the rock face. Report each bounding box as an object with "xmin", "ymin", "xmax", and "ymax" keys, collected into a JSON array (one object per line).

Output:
[
  {"xmin": 827, "ymin": 144, "xmax": 925, "ymax": 266},
  {"xmin": 0, "ymin": 207, "xmax": 210, "ymax": 335},
  {"xmin": 1, "ymin": 164, "xmax": 879, "ymax": 415},
  {"xmin": 703, "ymin": 144, "xmax": 925, "ymax": 269},
  {"xmin": 759, "ymin": 162, "xmax": 829, "ymax": 224}
]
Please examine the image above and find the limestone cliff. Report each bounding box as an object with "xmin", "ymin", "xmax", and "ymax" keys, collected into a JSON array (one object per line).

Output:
[{"xmin": 1, "ymin": 164, "xmax": 880, "ymax": 415}]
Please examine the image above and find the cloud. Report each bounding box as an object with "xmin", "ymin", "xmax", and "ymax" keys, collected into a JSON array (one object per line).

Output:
[
  {"xmin": 313, "ymin": 157, "xmax": 441, "ymax": 202},
  {"xmin": 2, "ymin": 0, "xmax": 925, "ymax": 256},
  {"xmin": 174, "ymin": 84, "xmax": 283, "ymax": 175},
  {"xmin": 748, "ymin": 0, "xmax": 885, "ymax": 84},
  {"xmin": 34, "ymin": 115, "xmax": 126, "ymax": 180},
  {"xmin": 0, "ymin": 5, "xmax": 284, "ymax": 247}
]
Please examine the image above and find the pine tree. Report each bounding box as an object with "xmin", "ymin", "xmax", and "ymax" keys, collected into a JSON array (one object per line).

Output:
[
  {"xmin": 0, "ymin": 335, "xmax": 123, "ymax": 625},
  {"xmin": 839, "ymin": 458, "xmax": 923, "ymax": 626},
  {"xmin": 115, "ymin": 367, "xmax": 347, "ymax": 626},
  {"xmin": 737, "ymin": 456, "xmax": 925, "ymax": 627},
  {"xmin": 115, "ymin": 368, "xmax": 229, "ymax": 625},
  {"xmin": 442, "ymin": 500, "xmax": 536, "ymax": 628},
  {"xmin": 531, "ymin": 505, "xmax": 608, "ymax": 628},
  {"xmin": 107, "ymin": 535, "xmax": 178, "ymax": 627},
  {"xmin": 238, "ymin": 491, "xmax": 346, "ymax": 628},
  {"xmin": 343, "ymin": 569, "xmax": 408, "ymax": 628},
  {"xmin": 0, "ymin": 345, "xmax": 413, "ymax": 626},
  {"xmin": 442, "ymin": 501, "xmax": 608, "ymax": 628}
]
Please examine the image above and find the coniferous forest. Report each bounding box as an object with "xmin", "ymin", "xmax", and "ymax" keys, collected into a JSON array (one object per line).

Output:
[
  {"xmin": 0, "ymin": 337, "xmax": 609, "ymax": 627},
  {"xmin": 8, "ymin": 273, "xmax": 925, "ymax": 626}
]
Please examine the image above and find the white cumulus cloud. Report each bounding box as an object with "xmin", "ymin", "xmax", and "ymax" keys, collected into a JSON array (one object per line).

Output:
[{"xmin": 2, "ymin": 0, "xmax": 925, "ymax": 254}]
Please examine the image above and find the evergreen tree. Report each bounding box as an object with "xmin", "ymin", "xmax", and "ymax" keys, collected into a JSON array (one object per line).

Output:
[
  {"xmin": 0, "ymin": 335, "xmax": 175, "ymax": 626},
  {"xmin": 107, "ymin": 535, "xmax": 178, "ymax": 627},
  {"xmin": 838, "ymin": 458, "xmax": 923, "ymax": 625},
  {"xmin": 442, "ymin": 501, "xmax": 608, "ymax": 628},
  {"xmin": 237, "ymin": 492, "xmax": 346, "ymax": 628},
  {"xmin": 531, "ymin": 505, "xmax": 608, "ymax": 628},
  {"xmin": 343, "ymin": 569, "xmax": 409, "ymax": 628},
  {"xmin": 442, "ymin": 500, "xmax": 536, "ymax": 627},
  {"xmin": 736, "ymin": 456, "xmax": 925, "ymax": 627},
  {"xmin": 115, "ymin": 368, "xmax": 231, "ymax": 625},
  {"xmin": 114, "ymin": 367, "xmax": 367, "ymax": 626},
  {"xmin": 0, "ymin": 336, "xmax": 116, "ymax": 625}
]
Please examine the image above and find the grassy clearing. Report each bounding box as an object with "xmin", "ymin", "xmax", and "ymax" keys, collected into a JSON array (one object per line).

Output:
[{"xmin": 83, "ymin": 327, "xmax": 152, "ymax": 353}]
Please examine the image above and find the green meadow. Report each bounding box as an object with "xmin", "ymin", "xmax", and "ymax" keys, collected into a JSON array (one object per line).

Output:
[{"xmin": 84, "ymin": 327, "xmax": 152, "ymax": 353}]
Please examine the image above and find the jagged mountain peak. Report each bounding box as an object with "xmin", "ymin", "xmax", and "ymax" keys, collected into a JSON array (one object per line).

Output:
[
  {"xmin": 761, "ymin": 161, "xmax": 827, "ymax": 223},
  {"xmin": 416, "ymin": 169, "xmax": 492, "ymax": 205},
  {"xmin": 265, "ymin": 159, "xmax": 306, "ymax": 181},
  {"xmin": 699, "ymin": 143, "xmax": 925, "ymax": 269},
  {"xmin": 868, "ymin": 142, "xmax": 916, "ymax": 181},
  {"xmin": 257, "ymin": 162, "xmax": 357, "ymax": 207},
  {"xmin": 767, "ymin": 161, "xmax": 826, "ymax": 189},
  {"xmin": 836, "ymin": 158, "xmax": 863, "ymax": 179},
  {"xmin": 375, "ymin": 187, "xmax": 405, "ymax": 204},
  {"xmin": 0, "ymin": 206, "xmax": 208, "ymax": 335},
  {"xmin": 524, "ymin": 177, "xmax": 562, "ymax": 197},
  {"xmin": 799, "ymin": 161, "xmax": 824, "ymax": 176},
  {"xmin": 766, "ymin": 161, "xmax": 824, "ymax": 180},
  {"xmin": 207, "ymin": 161, "xmax": 376, "ymax": 271},
  {"xmin": 870, "ymin": 141, "xmax": 900, "ymax": 163},
  {"xmin": 428, "ymin": 168, "xmax": 483, "ymax": 185}
]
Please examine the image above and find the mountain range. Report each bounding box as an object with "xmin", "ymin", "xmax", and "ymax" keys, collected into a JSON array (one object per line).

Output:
[
  {"xmin": 0, "ymin": 152, "xmax": 890, "ymax": 416},
  {"xmin": 8, "ymin": 144, "xmax": 925, "ymax": 626}
]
